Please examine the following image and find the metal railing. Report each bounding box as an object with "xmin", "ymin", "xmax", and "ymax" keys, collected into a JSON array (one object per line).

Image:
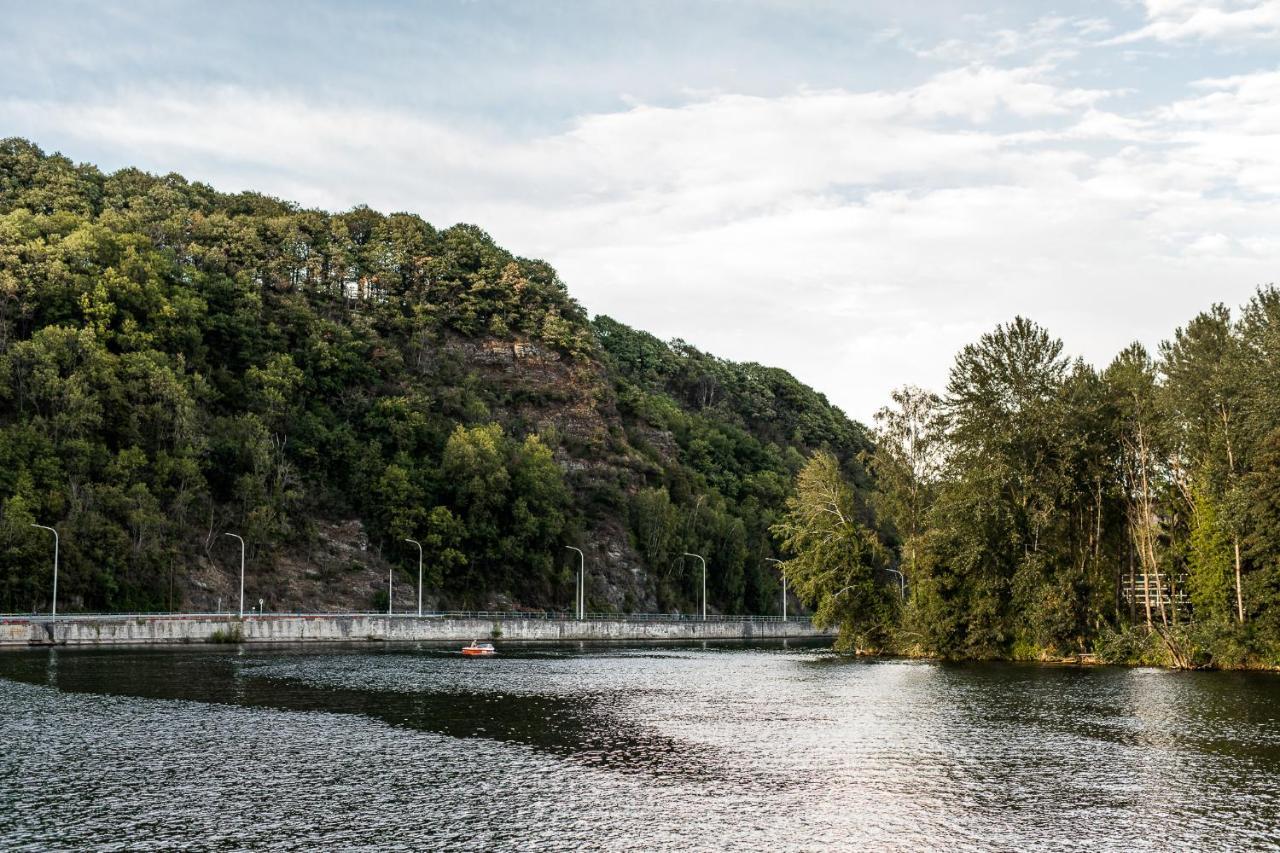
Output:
[{"xmin": 1, "ymin": 610, "xmax": 811, "ymax": 625}]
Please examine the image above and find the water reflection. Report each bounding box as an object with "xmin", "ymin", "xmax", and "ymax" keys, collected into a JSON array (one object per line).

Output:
[
  {"xmin": 0, "ymin": 645, "xmax": 742, "ymax": 781},
  {"xmin": 1, "ymin": 644, "xmax": 1279, "ymax": 851}
]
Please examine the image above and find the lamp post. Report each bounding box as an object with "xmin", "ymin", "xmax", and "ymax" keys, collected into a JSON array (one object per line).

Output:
[
  {"xmin": 404, "ymin": 539, "xmax": 423, "ymax": 616},
  {"xmin": 565, "ymin": 546, "xmax": 584, "ymax": 619},
  {"xmin": 834, "ymin": 569, "xmax": 906, "ymax": 604},
  {"xmin": 31, "ymin": 524, "xmax": 58, "ymax": 619},
  {"xmin": 884, "ymin": 567, "xmax": 906, "ymax": 599},
  {"xmin": 683, "ymin": 552, "xmax": 707, "ymax": 621},
  {"xmin": 387, "ymin": 567, "xmax": 394, "ymax": 616},
  {"xmin": 222, "ymin": 532, "xmax": 245, "ymax": 618},
  {"xmin": 766, "ymin": 558, "xmax": 786, "ymax": 621}
]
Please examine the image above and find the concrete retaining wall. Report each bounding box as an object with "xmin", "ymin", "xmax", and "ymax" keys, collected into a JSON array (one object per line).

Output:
[{"xmin": 0, "ymin": 614, "xmax": 832, "ymax": 647}]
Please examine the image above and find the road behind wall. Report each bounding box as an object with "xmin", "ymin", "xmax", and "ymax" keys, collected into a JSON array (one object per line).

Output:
[{"xmin": 0, "ymin": 614, "xmax": 833, "ymax": 647}]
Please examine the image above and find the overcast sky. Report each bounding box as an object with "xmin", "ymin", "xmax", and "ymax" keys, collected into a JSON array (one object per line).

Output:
[{"xmin": 3, "ymin": 1, "xmax": 1279, "ymax": 421}]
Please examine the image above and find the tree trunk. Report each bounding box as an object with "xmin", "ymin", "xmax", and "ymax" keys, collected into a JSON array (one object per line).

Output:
[
  {"xmin": 1137, "ymin": 517, "xmax": 1153, "ymax": 630},
  {"xmin": 1136, "ymin": 420, "xmax": 1162, "ymax": 628},
  {"xmin": 1233, "ymin": 535, "xmax": 1245, "ymax": 623},
  {"xmin": 1222, "ymin": 405, "xmax": 1246, "ymax": 624}
]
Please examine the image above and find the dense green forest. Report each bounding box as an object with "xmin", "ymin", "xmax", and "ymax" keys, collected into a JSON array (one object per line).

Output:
[
  {"xmin": 0, "ymin": 139, "xmax": 869, "ymax": 616},
  {"xmin": 6, "ymin": 139, "xmax": 1279, "ymax": 669},
  {"xmin": 783, "ymin": 309, "xmax": 1280, "ymax": 668}
]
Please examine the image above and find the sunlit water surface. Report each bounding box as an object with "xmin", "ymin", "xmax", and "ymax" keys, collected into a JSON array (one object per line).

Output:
[{"xmin": 2, "ymin": 643, "xmax": 1279, "ymax": 851}]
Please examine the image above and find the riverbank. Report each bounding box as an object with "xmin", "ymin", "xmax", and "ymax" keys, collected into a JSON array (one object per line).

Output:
[
  {"xmin": 854, "ymin": 622, "xmax": 1280, "ymax": 672},
  {"xmin": 0, "ymin": 613, "xmax": 832, "ymax": 647}
]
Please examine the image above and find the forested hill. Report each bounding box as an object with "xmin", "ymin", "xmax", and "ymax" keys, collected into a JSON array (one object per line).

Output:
[{"xmin": 0, "ymin": 138, "xmax": 870, "ymax": 615}]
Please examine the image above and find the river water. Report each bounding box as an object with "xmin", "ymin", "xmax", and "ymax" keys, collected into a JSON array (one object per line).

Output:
[{"xmin": 1, "ymin": 642, "xmax": 1278, "ymax": 851}]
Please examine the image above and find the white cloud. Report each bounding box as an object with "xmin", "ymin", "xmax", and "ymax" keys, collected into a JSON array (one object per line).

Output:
[
  {"xmin": 905, "ymin": 15, "xmax": 1113, "ymax": 64},
  {"xmin": 1111, "ymin": 0, "xmax": 1280, "ymax": 44},
  {"xmin": 1156, "ymin": 69, "xmax": 1280, "ymax": 193},
  {"xmin": 2, "ymin": 59, "xmax": 1279, "ymax": 420}
]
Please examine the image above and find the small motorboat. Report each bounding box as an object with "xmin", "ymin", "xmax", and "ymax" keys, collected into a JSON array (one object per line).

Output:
[{"xmin": 462, "ymin": 640, "xmax": 496, "ymax": 657}]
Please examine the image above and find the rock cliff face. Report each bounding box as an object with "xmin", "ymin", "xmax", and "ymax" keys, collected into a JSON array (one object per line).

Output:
[
  {"xmin": 179, "ymin": 334, "xmax": 663, "ymax": 614},
  {"xmin": 448, "ymin": 336, "xmax": 613, "ymax": 446},
  {"xmin": 175, "ymin": 318, "xmax": 868, "ymax": 616},
  {"xmin": 443, "ymin": 334, "xmax": 661, "ymax": 612},
  {"xmin": 184, "ymin": 519, "xmax": 427, "ymax": 614}
]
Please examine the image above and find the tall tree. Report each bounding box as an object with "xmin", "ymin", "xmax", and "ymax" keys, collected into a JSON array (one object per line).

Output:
[
  {"xmin": 1106, "ymin": 343, "xmax": 1167, "ymax": 630},
  {"xmin": 1160, "ymin": 304, "xmax": 1247, "ymax": 622},
  {"xmin": 772, "ymin": 451, "xmax": 890, "ymax": 650},
  {"xmin": 869, "ymin": 386, "xmax": 945, "ymax": 587}
]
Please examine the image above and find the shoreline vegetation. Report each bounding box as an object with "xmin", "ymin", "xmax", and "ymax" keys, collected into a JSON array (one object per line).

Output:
[
  {"xmin": 853, "ymin": 635, "xmax": 1280, "ymax": 673},
  {"xmin": 3, "ymin": 140, "xmax": 1280, "ymax": 673},
  {"xmin": 780, "ymin": 311, "xmax": 1280, "ymax": 673}
]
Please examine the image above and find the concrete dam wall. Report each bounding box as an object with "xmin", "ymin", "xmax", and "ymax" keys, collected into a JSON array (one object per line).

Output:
[{"xmin": 0, "ymin": 614, "xmax": 832, "ymax": 647}]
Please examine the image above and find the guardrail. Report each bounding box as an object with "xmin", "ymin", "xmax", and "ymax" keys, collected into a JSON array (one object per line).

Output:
[{"xmin": 0, "ymin": 610, "xmax": 812, "ymax": 625}]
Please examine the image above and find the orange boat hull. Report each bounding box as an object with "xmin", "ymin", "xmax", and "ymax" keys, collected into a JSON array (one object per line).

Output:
[{"xmin": 462, "ymin": 647, "xmax": 495, "ymax": 657}]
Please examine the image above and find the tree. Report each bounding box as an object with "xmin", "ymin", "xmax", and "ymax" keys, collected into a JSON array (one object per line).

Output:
[
  {"xmin": 1106, "ymin": 343, "xmax": 1167, "ymax": 630},
  {"xmin": 869, "ymin": 386, "xmax": 946, "ymax": 585},
  {"xmin": 938, "ymin": 317, "xmax": 1090, "ymax": 656},
  {"xmin": 419, "ymin": 506, "xmax": 466, "ymax": 592},
  {"xmin": 772, "ymin": 451, "xmax": 890, "ymax": 651},
  {"xmin": 1186, "ymin": 479, "xmax": 1235, "ymax": 623},
  {"xmin": 1161, "ymin": 304, "xmax": 1247, "ymax": 623}
]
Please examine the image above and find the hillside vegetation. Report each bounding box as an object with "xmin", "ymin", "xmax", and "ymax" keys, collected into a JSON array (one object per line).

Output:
[{"xmin": 0, "ymin": 139, "xmax": 869, "ymax": 615}]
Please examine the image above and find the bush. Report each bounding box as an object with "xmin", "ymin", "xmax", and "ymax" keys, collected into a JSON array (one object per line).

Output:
[
  {"xmin": 208, "ymin": 625, "xmax": 244, "ymax": 644},
  {"xmin": 1093, "ymin": 625, "xmax": 1167, "ymax": 665}
]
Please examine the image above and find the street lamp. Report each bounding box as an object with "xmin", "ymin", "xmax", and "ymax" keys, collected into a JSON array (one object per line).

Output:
[
  {"xmin": 683, "ymin": 552, "xmax": 707, "ymax": 621},
  {"xmin": 222, "ymin": 532, "xmax": 245, "ymax": 618},
  {"xmin": 387, "ymin": 566, "xmax": 394, "ymax": 616},
  {"xmin": 884, "ymin": 567, "xmax": 906, "ymax": 599},
  {"xmin": 565, "ymin": 546, "xmax": 584, "ymax": 619},
  {"xmin": 31, "ymin": 524, "xmax": 58, "ymax": 619},
  {"xmin": 404, "ymin": 539, "xmax": 424, "ymax": 617},
  {"xmin": 834, "ymin": 570, "xmax": 906, "ymax": 603},
  {"xmin": 766, "ymin": 558, "xmax": 786, "ymax": 621}
]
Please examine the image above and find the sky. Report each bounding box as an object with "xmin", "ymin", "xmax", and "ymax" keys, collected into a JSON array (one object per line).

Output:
[{"xmin": 2, "ymin": 0, "xmax": 1279, "ymax": 422}]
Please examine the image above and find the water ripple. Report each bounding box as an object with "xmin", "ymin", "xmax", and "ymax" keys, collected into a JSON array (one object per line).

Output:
[{"xmin": 1, "ymin": 644, "xmax": 1278, "ymax": 851}]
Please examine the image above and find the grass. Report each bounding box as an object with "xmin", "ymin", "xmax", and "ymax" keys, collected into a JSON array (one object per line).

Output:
[{"xmin": 208, "ymin": 626, "xmax": 244, "ymax": 644}]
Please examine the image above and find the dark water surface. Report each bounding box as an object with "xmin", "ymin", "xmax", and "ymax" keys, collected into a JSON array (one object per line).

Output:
[{"xmin": 2, "ymin": 643, "xmax": 1279, "ymax": 851}]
